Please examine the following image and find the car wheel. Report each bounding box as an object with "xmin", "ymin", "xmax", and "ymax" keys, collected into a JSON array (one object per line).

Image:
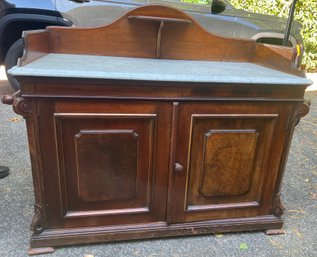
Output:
[{"xmin": 4, "ymin": 38, "xmax": 24, "ymax": 91}]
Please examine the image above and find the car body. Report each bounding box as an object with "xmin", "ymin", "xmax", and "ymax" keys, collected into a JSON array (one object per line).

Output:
[{"xmin": 0, "ymin": 0, "xmax": 304, "ymax": 90}]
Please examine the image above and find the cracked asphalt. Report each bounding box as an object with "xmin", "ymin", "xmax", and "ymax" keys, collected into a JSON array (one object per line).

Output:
[{"xmin": 0, "ymin": 73, "xmax": 316, "ymax": 257}]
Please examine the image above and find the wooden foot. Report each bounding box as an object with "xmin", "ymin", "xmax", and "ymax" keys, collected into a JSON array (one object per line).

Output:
[
  {"xmin": 265, "ymin": 229, "xmax": 286, "ymax": 235},
  {"xmin": 28, "ymin": 246, "xmax": 55, "ymax": 255}
]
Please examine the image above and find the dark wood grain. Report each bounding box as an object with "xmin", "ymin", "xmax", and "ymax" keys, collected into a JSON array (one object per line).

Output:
[
  {"xmin": 30, "ymin": 216, "xmax": 283, "ymax": 249},
  {"xmin": 75, "ymin": 129, "xmax": 138, "ymax": 202},
  {"xmin": 198, "ymin": 130, "xmax": 258, "ymax": 197},
  {"xmin": 19, "ymin": 30, "xmax": 49, "ymax": 66},
  {"xmin": 253, "ymin": 44, "xmax": 304, "ymax": 77}
]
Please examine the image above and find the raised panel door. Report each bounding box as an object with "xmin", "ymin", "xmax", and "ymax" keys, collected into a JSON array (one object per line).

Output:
[
  {"xmin": 169, "ymin": 102, "xmax": 291, "ymax": 223},
  {"xmin": 38, "ymin": 100, "xmax": 172, "ymax": 228}
]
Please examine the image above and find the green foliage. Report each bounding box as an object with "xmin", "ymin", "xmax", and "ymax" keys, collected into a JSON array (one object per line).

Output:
[
  {"xmin": 230, "ymin": 0, "xmax": 317, "ymax": 71},
  {"xmin": 182, "ymin": 0, "xmax": 210, "ymax": 3},
  {"xmin": 181, "ymin": 0, "xmax": 317, "ymax": 71},
  {"xmin": 239, "ymin": 242, "xmax": 249, "ymax": 250}
]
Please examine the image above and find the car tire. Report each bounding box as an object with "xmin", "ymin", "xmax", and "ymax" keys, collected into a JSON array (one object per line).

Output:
[{"xmin": 4, "ymin": 38, "xmax": 24, "ymax": 91}]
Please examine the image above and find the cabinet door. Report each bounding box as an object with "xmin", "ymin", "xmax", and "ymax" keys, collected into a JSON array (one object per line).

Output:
[
  {"xmin": 169, "ymin": 102, "xmax": 290, "ymax": 223},
  {"xmin": 38, "ymin": 100, "xmax": 171, "ymax": 228}
]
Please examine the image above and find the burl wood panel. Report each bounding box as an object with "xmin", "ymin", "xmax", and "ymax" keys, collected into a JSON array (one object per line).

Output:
[
  {"xmin": 187, "ymin": 114, "xmax": 277, "ymax": 209},
  {"xmin": 198, "ymin": 130, "xmax": 258, "ymax": 197}
]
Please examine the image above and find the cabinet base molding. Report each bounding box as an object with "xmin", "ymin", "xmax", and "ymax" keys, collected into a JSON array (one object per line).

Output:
[
  {"xmin": 28, "ymin": 246, "xmax": 55, "ymax": 255},
  {"xmin": 30, "ymin": 216, "xmax": 282, "ymax": 250}
]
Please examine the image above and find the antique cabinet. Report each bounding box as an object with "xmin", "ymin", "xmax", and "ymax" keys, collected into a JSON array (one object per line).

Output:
[{"xmin": 2, "ymin": 5, "xmax": 312, "ymax": 255}]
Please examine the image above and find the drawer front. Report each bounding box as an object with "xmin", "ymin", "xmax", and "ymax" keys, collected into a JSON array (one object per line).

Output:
[
  {"xmin": 38, "ymin": 99, "xmax": 172, "ymax": 228},
  {"xmin": 169, "ymin": 102, "xmax": 291, "ymax": 223}
]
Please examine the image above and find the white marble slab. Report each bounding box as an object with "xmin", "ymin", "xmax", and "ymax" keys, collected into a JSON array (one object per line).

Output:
[{"xmin": 9, "ymin": 54, "xmax": 313, "ymax": 86}]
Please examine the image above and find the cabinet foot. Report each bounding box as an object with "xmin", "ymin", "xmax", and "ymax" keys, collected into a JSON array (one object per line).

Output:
[
  {"xmin": 28, "ymin": 246, "xmax": 55, "ymax": 255},
  {"xmin": 265, "ymin": 229, "xmax": 285, "ymax": 235}
]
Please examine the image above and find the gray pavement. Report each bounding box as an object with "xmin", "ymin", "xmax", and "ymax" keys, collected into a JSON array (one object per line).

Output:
[{"xmin": 0, "ymin": 79, "xmax": 316, "ymax": 257}]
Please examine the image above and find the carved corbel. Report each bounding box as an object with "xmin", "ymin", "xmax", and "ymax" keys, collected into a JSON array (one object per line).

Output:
[
  {"xmin": 30, "ymin": 204, "xmax": 45, "ymax": 234},
  {"xmin": 1, "ymin": 91, "xmax": 32, "ymax": 118},
  {"xmin": 294, "ymin": 100, "xmax": 310, "ymax": 126},
  {"xmin": 12, "ymin": 97, "xmax": 32, "ymax": 118},
  {"xmin": 271, "ymin": 193, "xmax": 285, "ymax": 217}
]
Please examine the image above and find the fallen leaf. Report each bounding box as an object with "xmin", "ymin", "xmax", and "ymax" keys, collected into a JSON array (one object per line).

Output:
[
  {"xmin": 9, "ymin": 117, "xmax": 21, "ymax": 122},
  {"xmin": 215, "ymin": 233, "xmax": 224, "ymax": 238},
  {"xmin": 310, "ymin": 192, "xmax": 317, "ymax": 199},
  {"xmin": 287, "ymin": 209, "xmax": 306, "ymax": 214},
  {"xmin": 269, "ymin": 239, "xmax": 283, "ymax": 249},
  {"xmin": 288, "ymin": 215, "xmax": 303, "ymax": 219},
  {"xmin": 291, "ymin": 228, "xmax": 304, "ymax": 240},
  {"xmin": 239, "ymin": 243, "xmax": 248, "ymax": 250}
]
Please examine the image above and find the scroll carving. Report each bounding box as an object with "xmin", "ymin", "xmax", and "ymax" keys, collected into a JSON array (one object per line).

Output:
[
  {"xmin": 1, "ymin": 92, "xmax": 32, "ymax": 118},
  {"xmin": 294, "ymin": 100, "xmax": 310, "ymax": 126},
  {"xmin": 13, "ymin": 97, "xmax": 32, "ymax": 118},
  {"xmin": 271, "ymin": 193, "xmax": 285, "ymax": 217},
  {"xmin": 30, "ymin": 204, "xmax": 45, "ymax": 234}
]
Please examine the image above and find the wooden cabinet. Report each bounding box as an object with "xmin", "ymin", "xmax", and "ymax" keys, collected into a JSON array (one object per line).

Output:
[
  {"xmin": 2, "ymin": 5, "xmax": 312, "ymax": 255},
  {"xmin": 10, "ymin": 90, "xmax": 309, "ymax": 253}
]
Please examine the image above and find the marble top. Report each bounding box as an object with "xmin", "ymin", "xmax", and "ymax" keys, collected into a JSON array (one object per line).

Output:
[{"xmin": 9, "ymin": 54, "xmax": 312, "ymax": 86}]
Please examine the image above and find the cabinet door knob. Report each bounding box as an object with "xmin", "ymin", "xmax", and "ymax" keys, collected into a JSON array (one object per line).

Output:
[{"xmin": 174, "ymin": 163, "xmax": 184, "ymax": 173}]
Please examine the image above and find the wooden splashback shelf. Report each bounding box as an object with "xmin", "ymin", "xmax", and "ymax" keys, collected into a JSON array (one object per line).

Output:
[{"xmin": 20, "ymin": 5, "xmax": 302, "ymax": 76}]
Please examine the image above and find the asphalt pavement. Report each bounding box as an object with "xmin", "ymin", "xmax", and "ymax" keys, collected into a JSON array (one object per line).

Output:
[{"xmin": 0, "ymin": 70, "xmax": 316, "ymax": 257}]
